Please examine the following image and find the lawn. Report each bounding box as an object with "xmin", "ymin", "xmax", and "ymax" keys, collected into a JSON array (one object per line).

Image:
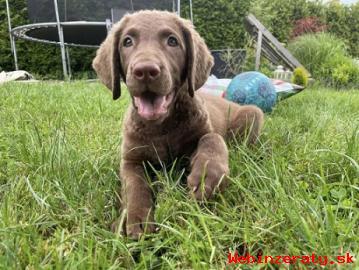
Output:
[{"xmin": 0, "ymin": 81, "xmax": 358, "ymax": 269}]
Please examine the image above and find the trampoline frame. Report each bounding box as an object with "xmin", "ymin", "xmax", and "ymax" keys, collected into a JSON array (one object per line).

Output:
[
  {"xmin": 12, "ymin": 22, "xmax": 107, "ymax": 48},
  {"xmin": 6, "ymin": 0, "xmax": 190, "ymax": 79}
]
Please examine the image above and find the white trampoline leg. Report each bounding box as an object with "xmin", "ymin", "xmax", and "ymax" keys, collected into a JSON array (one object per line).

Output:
[
  {"xmin": 189, "ymin": 0, "xmax": 193, "ymax": 22},
  {"xmin": 6, "ymin": 0, "xmax": 19, "ymax": 70},
  {"xmin": 65, "ymin": 46, "xmax": 72, "ymax": 79},
  {"xmin": 11, "ymin": 36, "xmax": 19, "ymax": 71},
  {"xmin": 54, "ymin": 0, "xmax": 69, "ymax": 80},
  {"xmin": 177, "ymin": 0, "xmax": 180, "ymax": 16},
  {"xmin": 59, "ymin": 26, "xmax": 69, "ymax": 80}
]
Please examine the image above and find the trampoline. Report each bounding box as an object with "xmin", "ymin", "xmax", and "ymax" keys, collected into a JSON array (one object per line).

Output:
[
  {"xmin": 6, "ymin": 0, "xmax": 189, "ymax": 78},
  {"xmin": 8, "ymin": 1, "xmax": 275, "ymax": 80},
  {"xmin": 12, "ymin": 0, "xmax": 184, "ymax": 47}
]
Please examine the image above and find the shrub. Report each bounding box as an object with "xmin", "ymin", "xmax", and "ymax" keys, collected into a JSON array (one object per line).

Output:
[
  {"xmin": 181, "ymin": 0, "xmax": 250, "ymax": 50},
  {"xmin": 291, "ymin": 17, "xmax": 326, "ymax": 38},
  {"xmin": 325, "ymin": 1, "xmax": 359, "ymax": 57},
  {"xmin": 317, "ymin": 51, "xmax": 359, "ymax": 87},
  {"xmin": 292, "ymin": 67, "xmax": 309, "ymax": 87},
  {"xmin": 288, "ymin": 32, "xmax": 347, "ymax": 75},
  {"xmin": 250, "ymin": 0, "xmax": 300, "ymax": 43},
  {"xmin": 332, "ymin": 65, "xmax": 349, "ymax": 87},
  {"xmin": 345, "ymin": 3, "xmax": 359, "ymax": 57},
  {"xmin": 331, "ymin": 60, "xmax": 359, "ymax": 88},
  {"xmin": 288, "ymin": 32, "xmax": 359, "ymax": 88}
]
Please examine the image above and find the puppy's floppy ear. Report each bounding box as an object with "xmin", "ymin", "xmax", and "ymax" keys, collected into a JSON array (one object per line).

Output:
[
  {"xmin": 92, "ymin": 21, "xmax": 127, "ymax": 100},
  {"xmin": 181, "ymin": 19, "xmax": 214, "ymax": 97}
]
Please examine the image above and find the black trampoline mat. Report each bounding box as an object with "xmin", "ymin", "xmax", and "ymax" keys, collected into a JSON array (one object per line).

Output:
[{"xmin": 14, "ymin": 23, "xmax": 108, "ymax": 47}]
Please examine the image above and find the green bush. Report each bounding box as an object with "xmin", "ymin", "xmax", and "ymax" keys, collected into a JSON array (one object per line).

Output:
[
  {"xmin": 292, "ymin": 67, "xmax": 309, "ymax": 87},
  {"xmin": 332, "ymin": 65, "xmax": 349, "ymax": 87},
  {"xmin": 325, "ymin": 1, "xmax": 359, "ymax": 58},
  {"xmin": 331, "ymin": 61, "xmax": 359, "ymax": 88},
  {"xmin": 250, "ymin": 0, "xmax": 322, "ymax": 43},
  {"xmin": 345, "ymin": 3, "xmax": 359, "ymax": 57},
  {"xmin": 181, "ymin": 0, "xmax": 250, "ymax": 49},
  {"xmin": 288, "ymin": 33, "xmax": 347, "ymax": 76},
  {"xmin": 288, "ymin": 32, "xmax": 359, "ymax": 88}
]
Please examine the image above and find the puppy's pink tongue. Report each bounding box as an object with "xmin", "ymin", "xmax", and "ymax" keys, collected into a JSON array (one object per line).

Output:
[{"xmin": 134, "ymin": 95, "xmax": 166, "ymax": 120}]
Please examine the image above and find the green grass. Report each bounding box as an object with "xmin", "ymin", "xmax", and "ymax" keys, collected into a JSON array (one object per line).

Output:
[{"xmin": 0, "ymin": 81, "xmax": 358, "ymax": 269}]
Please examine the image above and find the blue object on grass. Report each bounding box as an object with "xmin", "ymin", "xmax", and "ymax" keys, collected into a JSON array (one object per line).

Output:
[{"xmin": 226, "ymin": 71, "xmax": 277, "ymax": 112}]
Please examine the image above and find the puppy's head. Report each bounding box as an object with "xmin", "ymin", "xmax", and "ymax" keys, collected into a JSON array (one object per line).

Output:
[{"xmin": 92, "ymin": 10, "xmax": 213, "ymax": 121}]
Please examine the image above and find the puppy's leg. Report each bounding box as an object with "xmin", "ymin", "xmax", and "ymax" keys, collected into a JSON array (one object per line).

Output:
[
  {"xmin": 227, "ymin": 105, "xmax": 264, "ymax": 144},
  {"xmin": 187, "ymin": 133, "xmax": 229, "ymax": 200},
  {"xmin": 116, "ymin": 161, "xmax": 155, "ymax": 239}
]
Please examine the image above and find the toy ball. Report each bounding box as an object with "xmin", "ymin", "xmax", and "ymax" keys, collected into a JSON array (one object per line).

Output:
[{"xmin": 226, "ymin": 71, "xmax": 277, "ymax": 112}]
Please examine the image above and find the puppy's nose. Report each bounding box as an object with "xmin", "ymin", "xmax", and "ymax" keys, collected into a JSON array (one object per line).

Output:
[{"xmin": 133, "ymin": 62, "xmax": 161, "ymax": 82}]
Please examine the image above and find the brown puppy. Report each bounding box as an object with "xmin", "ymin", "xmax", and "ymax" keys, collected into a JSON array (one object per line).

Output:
[{"xmin": 93, "ymin": 10, "xmax": 264, "ymax": 239}]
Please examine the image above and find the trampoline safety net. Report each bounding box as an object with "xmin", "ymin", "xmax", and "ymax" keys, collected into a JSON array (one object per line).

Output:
[{"xmin": 27, "ymin": 0, "xmax": 179, "ymax": 23}]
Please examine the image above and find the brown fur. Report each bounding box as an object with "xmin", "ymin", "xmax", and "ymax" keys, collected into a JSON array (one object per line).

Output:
[{"xmin": 93, "ymin": 10, "xmax": 264, "ymax": 239}]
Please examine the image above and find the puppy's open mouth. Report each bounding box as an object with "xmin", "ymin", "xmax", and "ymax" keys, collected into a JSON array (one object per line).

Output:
[{"xmin": 134, "ymin": 91, "xmax": 174, "ymax": 121}]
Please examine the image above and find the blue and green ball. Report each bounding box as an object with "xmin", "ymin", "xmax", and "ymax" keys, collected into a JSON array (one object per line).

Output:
[{"xmin": 226, "ymin": 71, "xmax": 277, "ymax": 113}]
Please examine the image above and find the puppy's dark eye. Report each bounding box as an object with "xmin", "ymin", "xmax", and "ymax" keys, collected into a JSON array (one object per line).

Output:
[
  {"xmin": 167, "ymin": 36, "xmax": 179, "ymax": 47},
  {"xmin": 123, "ymin": 37, "xmax": 133, "ymax": 47}
]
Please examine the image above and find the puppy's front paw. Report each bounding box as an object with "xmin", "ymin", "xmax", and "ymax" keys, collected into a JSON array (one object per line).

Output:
[
  {"xmin": 187, "ymin": 160, "xmax": 228, "ymax": 201},
  {"xmin": 123, "ymin": 207, "xmax": 156, "ymax": 240}
]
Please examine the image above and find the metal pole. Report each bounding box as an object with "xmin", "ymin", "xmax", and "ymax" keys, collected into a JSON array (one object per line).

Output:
[
  {"xmin": 106, "ymin": 18, "xmax": 112, "ymax": 33},
  {"xmin": 11, "ymin": 36, "xmax": 19, "ymax": 71},
  {"xmin": 189, "ymin": 0, "xmax": 193, "ymax": 22},
  {"xmin": 177, "ymin": 0, "xmax": 180, "ymax": 16},
  {"xmin": 64, "ymin": 0, "xmax": 67, "ymax": 21},
  {"xmin": 5, "ymin": 0, "xmax": 19, "ymax": 70},
  {"xmin": 53, "ymin": 0, "xmax": 69, "ymax": 80},
  {"xmin": 255, "ymin": 30, "xmax": 263, "ymax": 71},
  {"xmin": 65, "ymin": 46, "xmax": 72, "ymax": 79}
]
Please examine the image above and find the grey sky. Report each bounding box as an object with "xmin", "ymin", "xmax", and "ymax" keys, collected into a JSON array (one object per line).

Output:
[
  {"xmin": 341, "ymin": 0, "xmax": 357, "ymax": 4},
  {"xmin": 321, "ymin": 0, "xmax": 358, "ymax": 4}
]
